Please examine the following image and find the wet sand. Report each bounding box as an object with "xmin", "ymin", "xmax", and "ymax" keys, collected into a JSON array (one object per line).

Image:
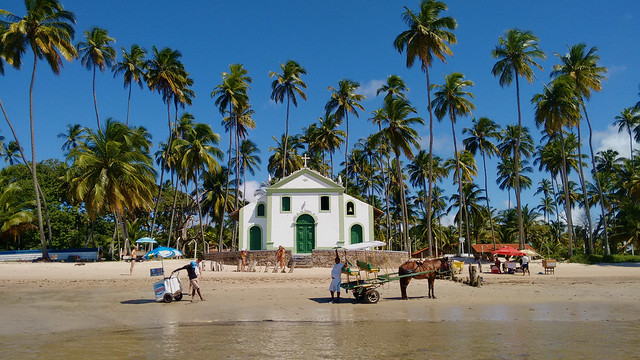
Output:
[{"xmin": 0, "ymin": 260, "xmax": 638, "ymax": 358}]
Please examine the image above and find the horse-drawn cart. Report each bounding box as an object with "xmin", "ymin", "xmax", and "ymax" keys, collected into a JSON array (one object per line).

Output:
[{"xmin": 341, "ymin": 269, "xmax": 438, "ymax": 304}]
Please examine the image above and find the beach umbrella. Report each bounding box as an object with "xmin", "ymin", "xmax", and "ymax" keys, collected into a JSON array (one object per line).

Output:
[
  {"xmin": 144, "ymin": 246, "xmax": 182, "ymax": 259},
  {"xmin": 143, "ymin": 246, "xmax": 183, "ymax": 273},
  {"xmin": 343, "ymin": 241, "xmax": 387, "ymax": 250},
  {"xmin": 135, "ymin": 237, "xmax": 157, "ymax": 244},
  {"xmin": 491, "ymin": 246, "xmax": 525, "ymax": 257},
  {"xmin": 136, "ymin": 237, "xmax": 157, "ymax": 251}
]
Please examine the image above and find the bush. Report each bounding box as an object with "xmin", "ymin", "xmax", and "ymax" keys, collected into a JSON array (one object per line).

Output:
[{"xmin": 568, "ymin": 253, "xmax": 640, "ymax": 264}]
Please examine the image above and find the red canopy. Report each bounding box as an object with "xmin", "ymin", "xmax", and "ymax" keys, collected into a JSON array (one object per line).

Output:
[{"xmin": 491, "ymin": 246, "xmax": 525, "ymax": 257}]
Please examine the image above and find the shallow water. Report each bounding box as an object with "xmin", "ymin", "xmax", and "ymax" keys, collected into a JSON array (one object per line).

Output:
[{"xmin": 1, "ymin": 319, "xmax": 637, "ymax": 359}]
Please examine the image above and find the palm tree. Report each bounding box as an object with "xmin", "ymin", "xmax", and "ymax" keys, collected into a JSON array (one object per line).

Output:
[
  {"xmin": 231, "ymin": 139, "xmax": 261, "ymax": 203},
  {"xmin": 491, "ymin": 28, "xmax": 545, "ymax": 250},
  {"xmin": 268, "ymin": 134, "xmax": 304, "ymax": 177},
  {"xmin": 3, "ymin": 0, "xmax": 78, "ymax": 259},
  {"xmin": 67, "ymin": 119, "xmax": 156, "ymax": 248},
  {"xmin": 613, "ymin": 107, "xmax": 639, "ymax": 159},
  {"xmin": 314, "ymin": 111, "xmax": 345, "ymax": 178},
  {"xmin": 532, "ymin": 78, "xmax": 581, "ymax": 256},
  {"xmin": 463, "ymin": 117, "xmax": 501, "ymax": 249},
  {"xmin": 57, "ymin": 123, "xmax": 85, "ymax": 155},
  {"xmin": 201, "ymin": 166, "xmax": 234, "ymax": 249},
  {"xmin": 179, "ymin": 122, "xmax": 222, "ymax": 256},
  {"xmin": 551, "ymin": 43, "xmax": 609, "ymax": 255},
  {"xmin": 325, "ymin": 79, "xmax": 365, "ymax": 193},
  {"xmin": 211, "ymin": 64, "xmax": 251, "ymax": 250},
  {"xmin": 375, "ymin": 96, "xmax": 423, "ymax": 254},
  {"xmin": 394, "ymin": 0, "xmax": 457, "ymax": 255},
  {"xmin": 431, "ymin": 72, "xmax": 475, "ymax": 254},
  {"xmin": 270, "ymin": 60, "xmax": 307, "ymax": 179},
  {"xmin": 146, "ymin": 46, "xmax": 188, "ymax": 237},
  {"xmin": 2, "ymin": 141, "xmax": 20, "ymax": 166},
  {"xmin": 377, "ymin": 74, "xmax": 409, "ymax": 101},
  {"xmin": 76, "ymin": 27, "xmax": 116, "ymax": 130},
  {"xmin": 112, "ymin": 44, "xmax": 147, "ymax": 126}
]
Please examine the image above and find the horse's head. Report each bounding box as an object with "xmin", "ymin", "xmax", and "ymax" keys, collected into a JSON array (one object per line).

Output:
[{"xmin": 441, "ymin": 257, "xmax": 451, "ymax": 272}]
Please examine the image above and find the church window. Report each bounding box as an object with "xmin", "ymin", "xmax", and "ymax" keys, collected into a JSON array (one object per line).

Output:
[
  {"xmin": 281, "ymin": 196, "xmax": 291, "ymax": 212},
  {"xmin": 256, "ymin": 203, "xmax": 265, "ymax": 217},
  {"xmin": 320, "ymin": 196, "xmax": 330, "ymax": 211},
  {"xmin": 346, "ymin": 201, "xmax": 355, "ymax": 216}
]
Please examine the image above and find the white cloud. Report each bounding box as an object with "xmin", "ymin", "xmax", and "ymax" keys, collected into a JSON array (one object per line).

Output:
[
  {"xmin": 359, "ymin": 79, "xmax": 385, "ymax": 100},
  {"xmin": 594, "ymin": 124, "xmax": 634, "ymax": 158},
  {"xmin": 440, "ymin": 213, "xmax": 456, "ymax": 227},
  {"xmin": 243, "ymin": 180, "xmax": 261, "ymax": 202}
]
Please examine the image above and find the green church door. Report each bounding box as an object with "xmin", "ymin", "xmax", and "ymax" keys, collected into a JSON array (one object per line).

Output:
[
  {"xmin": 350, "ymin": 224, "xmax": 363, "ymax": 244},
  {"xmin": 249, "ymin": 226, "xmax": 262, "ymax": 250},
  {"xmin": 295, "ymin": 214, "xmax": 315, "ymax": 253}
]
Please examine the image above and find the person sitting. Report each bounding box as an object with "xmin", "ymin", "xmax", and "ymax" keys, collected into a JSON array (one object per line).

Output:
[{"xmin": 494, "ymin": 257, "xmax": 501, "ymax": 274}]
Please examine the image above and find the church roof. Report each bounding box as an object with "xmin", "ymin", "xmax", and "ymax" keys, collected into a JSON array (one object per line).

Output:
[{"xmin": 267, "ymin": 168, "xmax": 344, "ymax": 194}]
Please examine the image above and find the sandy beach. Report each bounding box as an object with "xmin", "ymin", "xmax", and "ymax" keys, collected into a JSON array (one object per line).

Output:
[{"xmin": 1, "ymin": 259, "xmax": 639, "ymax": 358}]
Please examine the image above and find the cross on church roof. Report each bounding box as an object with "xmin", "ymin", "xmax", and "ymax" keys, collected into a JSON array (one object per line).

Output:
[{"xmin": 301, "ymin": 153, "xmax": 310, "ymax": 168}]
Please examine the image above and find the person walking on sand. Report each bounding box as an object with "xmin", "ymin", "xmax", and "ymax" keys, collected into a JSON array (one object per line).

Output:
[
  {"xmin": 329, "ymin": 255, "xmax": 344, "ymax": 303},
  {"xmin": 276, "ymin": 246, "xmax": 286, "ymax": 272},
  {"xmin": 129, "ymin": 246, "xmax": 138, "ymax": 275},
  {"xmin": 172, "ymin": 258, "xmax": 205, "ymax": 302},
  {"xmin": 240, "ymin": 249, "xmax": 248, "ymax": 272},
  {"xmin": 521, "ymin": 254, "xmax": 530, "ymax": 276}
]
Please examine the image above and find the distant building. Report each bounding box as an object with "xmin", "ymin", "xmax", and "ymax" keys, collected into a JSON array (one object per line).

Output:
[{"xmin": 232, "ymin": 167, "xmax": 382, "ymax": 253}]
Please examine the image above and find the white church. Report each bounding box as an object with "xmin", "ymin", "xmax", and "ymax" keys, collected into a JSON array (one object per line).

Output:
[{"xmin": 232, "ymin": 166, "xmax": 382, "ymax": 253}]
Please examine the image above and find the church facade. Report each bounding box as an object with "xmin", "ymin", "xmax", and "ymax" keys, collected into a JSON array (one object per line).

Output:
[{"xmin": 234, "ymin": 168, "xmax": 382, "ymax": 253}]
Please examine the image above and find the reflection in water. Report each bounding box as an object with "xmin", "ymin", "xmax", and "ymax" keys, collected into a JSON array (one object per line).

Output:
[{"xmin": 1, "ymin": 320, "xmax": 637, "ymax": 359}]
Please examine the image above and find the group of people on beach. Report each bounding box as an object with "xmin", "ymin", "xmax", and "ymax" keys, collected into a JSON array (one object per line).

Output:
[{"xmin": 493, "ymin": 254, "xmax": 530, "ymax": 275}]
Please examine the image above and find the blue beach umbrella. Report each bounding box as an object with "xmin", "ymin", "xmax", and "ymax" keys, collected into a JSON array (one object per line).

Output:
[
  {"xmin": 144, "ymin": 246, "xmax": 183, "ymax": 259},
  {"xmin": 143, "ymin": 246, "xmax": 183, "ymax": 273},
  {"xmin": 136, "ymin": 237, "xmax": 157, "ymax": 251},
  {"xmin": 135, "ymin": 237, "xmax": 157, "ymax": 244}
]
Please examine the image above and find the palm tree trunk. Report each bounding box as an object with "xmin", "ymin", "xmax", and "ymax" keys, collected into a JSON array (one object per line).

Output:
[
  {"xmin": 514, "ymin": 75, "xmax": 525, "ymax": 250},
  {"xmin": 1, "ymin": 97, "xmax": 53, "ymax": 248},
  {"xmin": 582, "ymin": 103, "xmax": 610, "ymax": 255},
  {"xmin": 396, "ymin": 153, "xmax": 410, "ymax": 257},
  {"xmin": 195, "ymin": 168, "xmax": 206, "ymax": 259},
  {"xmin": 29, "ymin": 54, "xmax": 48, "ymax": 260},
  {"xmin": 168, "ymin": 170, "xmax": 180, "ymax": 246},
  {"xmin": 629, "ymin": 129, "xmax": 634, "ymax": 160},
  {"xmin": 425, "ymin": 69, "xmax": 435, "ymax": 258},
  {"xmin": 560, "ymin": 132, "xmax": 574, "ymax": 257},
  {"xmin": 282, "ymin": 93, "xmax": 290, "ymax": 178},
  {"xmin": 450, "ymin": 112, "xmax": 463, "ymax": 256},
  {"xmin": 149, "ymin": 161, "xmax": 165, "ymax": 238},
  {"xmin": 482, "ymin": 151, "xmax": 497, "ymax": 250},
  {"xmin": 574, "ymin": 124, "xmax": 594, "ymax": 254},
  {"xmin": 218, "ymin": 113, "xmax": 234, "ymax": 251},
  {"xmin": 93, "ymin": 65, "xmax": 101, "ymax": 131},
  {"xmin": 345, "ymin": 113, "xmax": 349, "ymax": 193},
  {"xmin": 126, "ymin": 84, "xmax": 132, "ymax": 127},
  {"xmin": 551, "ymin": 175, "xmax": 562, "ymax": 243}
]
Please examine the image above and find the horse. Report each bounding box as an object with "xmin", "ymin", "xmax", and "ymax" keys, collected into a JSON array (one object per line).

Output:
[{"xmin": 399, "ymin": 257, "xmax": 450, "ymax": 300}]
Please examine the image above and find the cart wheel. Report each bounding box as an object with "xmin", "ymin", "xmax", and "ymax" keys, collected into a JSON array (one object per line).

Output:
[
  {"xmin": 163, "ymin": 293, "xmax": 173, "ymax": 303},
  {"xmin": 364, "ymin": 290, "xmax": 380, "ymax": 304},
  {"xmin": 174, "ymin": 293, "xmax": 183, "ymax": 301},
  {"xmin": 353, "ymin": 289, "xmax": 365, "ymax": 301}
]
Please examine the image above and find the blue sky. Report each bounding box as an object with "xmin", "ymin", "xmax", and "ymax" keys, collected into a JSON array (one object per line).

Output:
[{"xmin": 1, "ymin": 0, "xmax": 639, "ymax": 224}]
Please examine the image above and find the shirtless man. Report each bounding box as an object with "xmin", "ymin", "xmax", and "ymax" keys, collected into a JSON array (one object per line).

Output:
[
  {"xmin": 276, "ymin": 246, "xmax": 286, "ymax": 272},
  {"xmin": 129, "ymin": 246, "xmax": 137, "ymax": 275}
]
